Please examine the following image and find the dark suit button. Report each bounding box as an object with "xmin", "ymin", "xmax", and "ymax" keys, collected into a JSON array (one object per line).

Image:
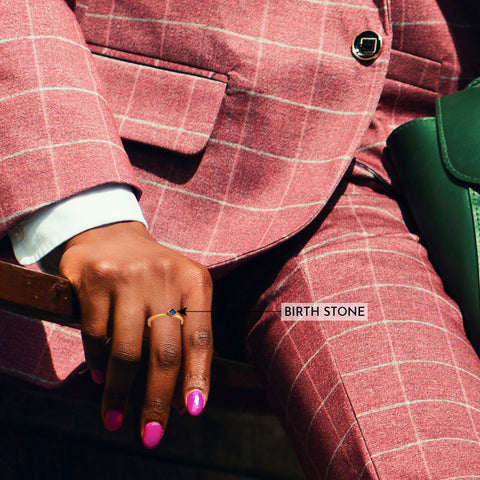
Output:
[{"xmin": 352, "ymin": 30, "xmax": 382, "ymax": 61}]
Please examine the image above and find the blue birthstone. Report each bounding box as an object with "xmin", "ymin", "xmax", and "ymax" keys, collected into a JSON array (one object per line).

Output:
[{"xmin": 169, "ymin": 308, "xmax": 177, "ymax": 316}]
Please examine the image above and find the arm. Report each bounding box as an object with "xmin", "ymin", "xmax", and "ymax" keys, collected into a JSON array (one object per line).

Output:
[
  {"xmin": 0, "ymin": 0, "xmax": 138, "ymax": 234},
  {"xmin": 60, "ymin": 220, "xmax": 213, "ymax": 445},
  {"xmin": 1, "ymin": 0, "xmax": 213, "ymax": 448}
]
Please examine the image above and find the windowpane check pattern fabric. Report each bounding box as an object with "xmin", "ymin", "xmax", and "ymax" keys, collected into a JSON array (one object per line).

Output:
[
  {"xmin": 246, "ymin": 171, "xmax": 480, "ymax": 479},
  {"xmin": 1, "ymin": 0, "xmax": 480, "ymax": 478}
]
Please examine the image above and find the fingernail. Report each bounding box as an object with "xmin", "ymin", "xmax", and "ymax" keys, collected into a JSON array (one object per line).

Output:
[
  {"xmin": 104, "ymin": 410, "xmax": 123, "ymax": 432},
  {"xmin": 142, "ymin": 421, "xmax": 163, "ymax": 449},
  {"xmin": 91, "ymin": 369, "xmax": 105, "ymax": 385},
  {"xmin": 187, "ymin": 389, "xmax": 204, "ymax": 416}
]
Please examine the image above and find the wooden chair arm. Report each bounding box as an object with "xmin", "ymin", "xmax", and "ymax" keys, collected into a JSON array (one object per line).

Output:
[
  {"xmin": 0, "ymin": 260, "xmax": 261, "ymax": 388},
  {"xmin": 0, "ymin": 260, "xmax": 80, "ymax": 327}
]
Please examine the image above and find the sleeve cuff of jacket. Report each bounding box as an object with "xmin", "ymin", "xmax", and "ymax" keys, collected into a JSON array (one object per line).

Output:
[{"xmin": 9, "ymin": 185, "xmax": 148, "ymax": 265}]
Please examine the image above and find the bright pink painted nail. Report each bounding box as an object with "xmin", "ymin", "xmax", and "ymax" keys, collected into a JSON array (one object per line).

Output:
[
  {"xmin": 142, "ymin": 422, "xmax": 163, "ymax": 449},
  {"xmin": 91, "ymin": 369, "xmax": 105, "ymax": 385},
  {"xmin": 104, "ymin": 410, "xmax": 123, "ymax": 432},
  {"xmin": 187, "ymin": 389, "xmax": 204, "ymax": 416}
]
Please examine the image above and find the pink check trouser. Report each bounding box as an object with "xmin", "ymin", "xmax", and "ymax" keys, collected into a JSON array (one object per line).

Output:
[{"xmin": 239, "ymin": 165, "xmax": 480, "ymax": 479}]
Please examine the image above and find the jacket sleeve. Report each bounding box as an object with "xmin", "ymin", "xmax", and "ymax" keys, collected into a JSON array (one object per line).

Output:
[{"xmin": 0, "ymin": 0, "xmax": 140, "ymax": 238}]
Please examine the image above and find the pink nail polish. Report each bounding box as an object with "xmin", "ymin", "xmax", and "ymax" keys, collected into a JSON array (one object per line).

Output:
[
  {"xmin": 187, "ymin": 389, "xmax": 204, "ymax": 416},
  {"xmin": 104, "ymin": 410, "xmax": 123, "ymax": 432},
  {"xmin": 91, "ymin": 369, "xmax": 105, "ymax": 385},
  {"xmin": 142, "ymin": 421, "xmax": 163, "ymax": 449}
]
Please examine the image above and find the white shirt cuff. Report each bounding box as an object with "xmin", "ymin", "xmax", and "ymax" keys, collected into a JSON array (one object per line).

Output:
[{"xmin": 10, "ymin": 185, "xmax": 147, "ymax": 265}]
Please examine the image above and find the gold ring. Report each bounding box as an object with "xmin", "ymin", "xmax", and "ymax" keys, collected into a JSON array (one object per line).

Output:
[{"xmin": 147, "ymin": 308, "xmax": 184, "ymax": 328}]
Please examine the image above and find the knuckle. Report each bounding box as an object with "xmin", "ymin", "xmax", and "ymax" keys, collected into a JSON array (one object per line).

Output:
[
  {"xmin": 78, "ymin": 261, "xmax": 125, "ymax": 292},
  {"xmin": 86, "ymin": 259, "xmax": 149, "ymax": 287},
  {"xmin": 194, "ymin": 266, "xmax": 213, "ymax": 289},
  {"xmin": 153, "ymin": 341, "xmax": 182, "ymax": 368},
  {"xmin": 81, "ymin": 330, "xmax": 108, "ymax": 350},
  {"xmin": 188, "ymin": 329, "xmax": 213, "ymax": 350},
  {"xmin": 184, "ymin": 263, "xmax": 213, "ymax": 293},
  {"xmin": 81, "ymin": 328, "xmax": 106, "ymax": 343},
  {"xmin": 144, "ymin": 397, "xmax": 171, "ymax": 420},
  {"xmin": 108, "ymin": 354, "xmax": 140, "ymax": 380},
  {"xmin": 153, "ymin": 256, "xmax": 177, "ymax": 278},
  {"xmin": 111, "ymin": 344, "xmax": 142, "ymax": 365},
  {"xmin": 87, "ymin": 259, "xmax": 118, "ymax": 280},
  {"xmin": 184, "ymin": 371, "xmax": 210, "ymax": 389}
]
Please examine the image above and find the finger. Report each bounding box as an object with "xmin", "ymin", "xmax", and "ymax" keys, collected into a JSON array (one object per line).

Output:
[
  {"xmin": 79, "ymin": 290, "xmax": 111, "ymax": 385},
  {"xmin": 182, "ymin": 290, "xmax": 213, "ymax": 416},
  {"xmin": 172, "ymin": 367, "xmax": 186, "ymax": 414},
  {"xmin": 102, "ymin": 296, "xmax": 145, "ymax": 432},
  {"xmin": 82, "ymin": 332, "xmax": 109, "ymax": 385},
  {"xmin": 141, "ymin": 307, "xmax": 183, "ymax": 448}
]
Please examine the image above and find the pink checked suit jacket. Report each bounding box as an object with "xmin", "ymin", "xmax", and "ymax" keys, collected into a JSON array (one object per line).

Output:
[{"xmin": 0, "ymin": 0, "xmax": 479, "ymax": 384}]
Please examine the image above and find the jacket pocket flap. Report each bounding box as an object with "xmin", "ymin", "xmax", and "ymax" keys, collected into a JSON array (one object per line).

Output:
[
  {"xmin": 437, "ymin": 84, "xmax": 480, "ymax": 184},
  {"xmin": 93, "ymin": 54, "xmax": 226, "ymax": 155}
]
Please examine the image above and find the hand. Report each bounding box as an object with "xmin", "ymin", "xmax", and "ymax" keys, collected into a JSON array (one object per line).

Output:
[{"xmin": 59, "ymin": 221, "xmax": 213, "ymax": 448}]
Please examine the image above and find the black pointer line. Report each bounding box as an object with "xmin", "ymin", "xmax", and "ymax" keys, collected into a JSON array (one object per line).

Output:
[{"xmin": 179, "ymin": 308, "xmax": 281, "ymax": 315}]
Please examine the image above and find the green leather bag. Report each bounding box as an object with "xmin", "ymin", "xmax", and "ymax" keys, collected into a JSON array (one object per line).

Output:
[{"xmin": 386, "ymin": 78, "xmax": 480, "ymax": 354}]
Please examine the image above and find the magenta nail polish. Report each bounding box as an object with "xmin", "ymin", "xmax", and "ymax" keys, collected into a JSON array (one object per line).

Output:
[
  {"xmin": 91, "ymin": 369, "xmax": 105, "ymax": 385},
  {"xmin": 187, "ymin": 389, "xmax": 204, "ymax": 416},
  {"xmin": 104, "ymin": 410, "xmax": 123, "ymax": 432},
  {"xmin": 142, "ymin": 421, "xmax": 163, "ymax": 449}
]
